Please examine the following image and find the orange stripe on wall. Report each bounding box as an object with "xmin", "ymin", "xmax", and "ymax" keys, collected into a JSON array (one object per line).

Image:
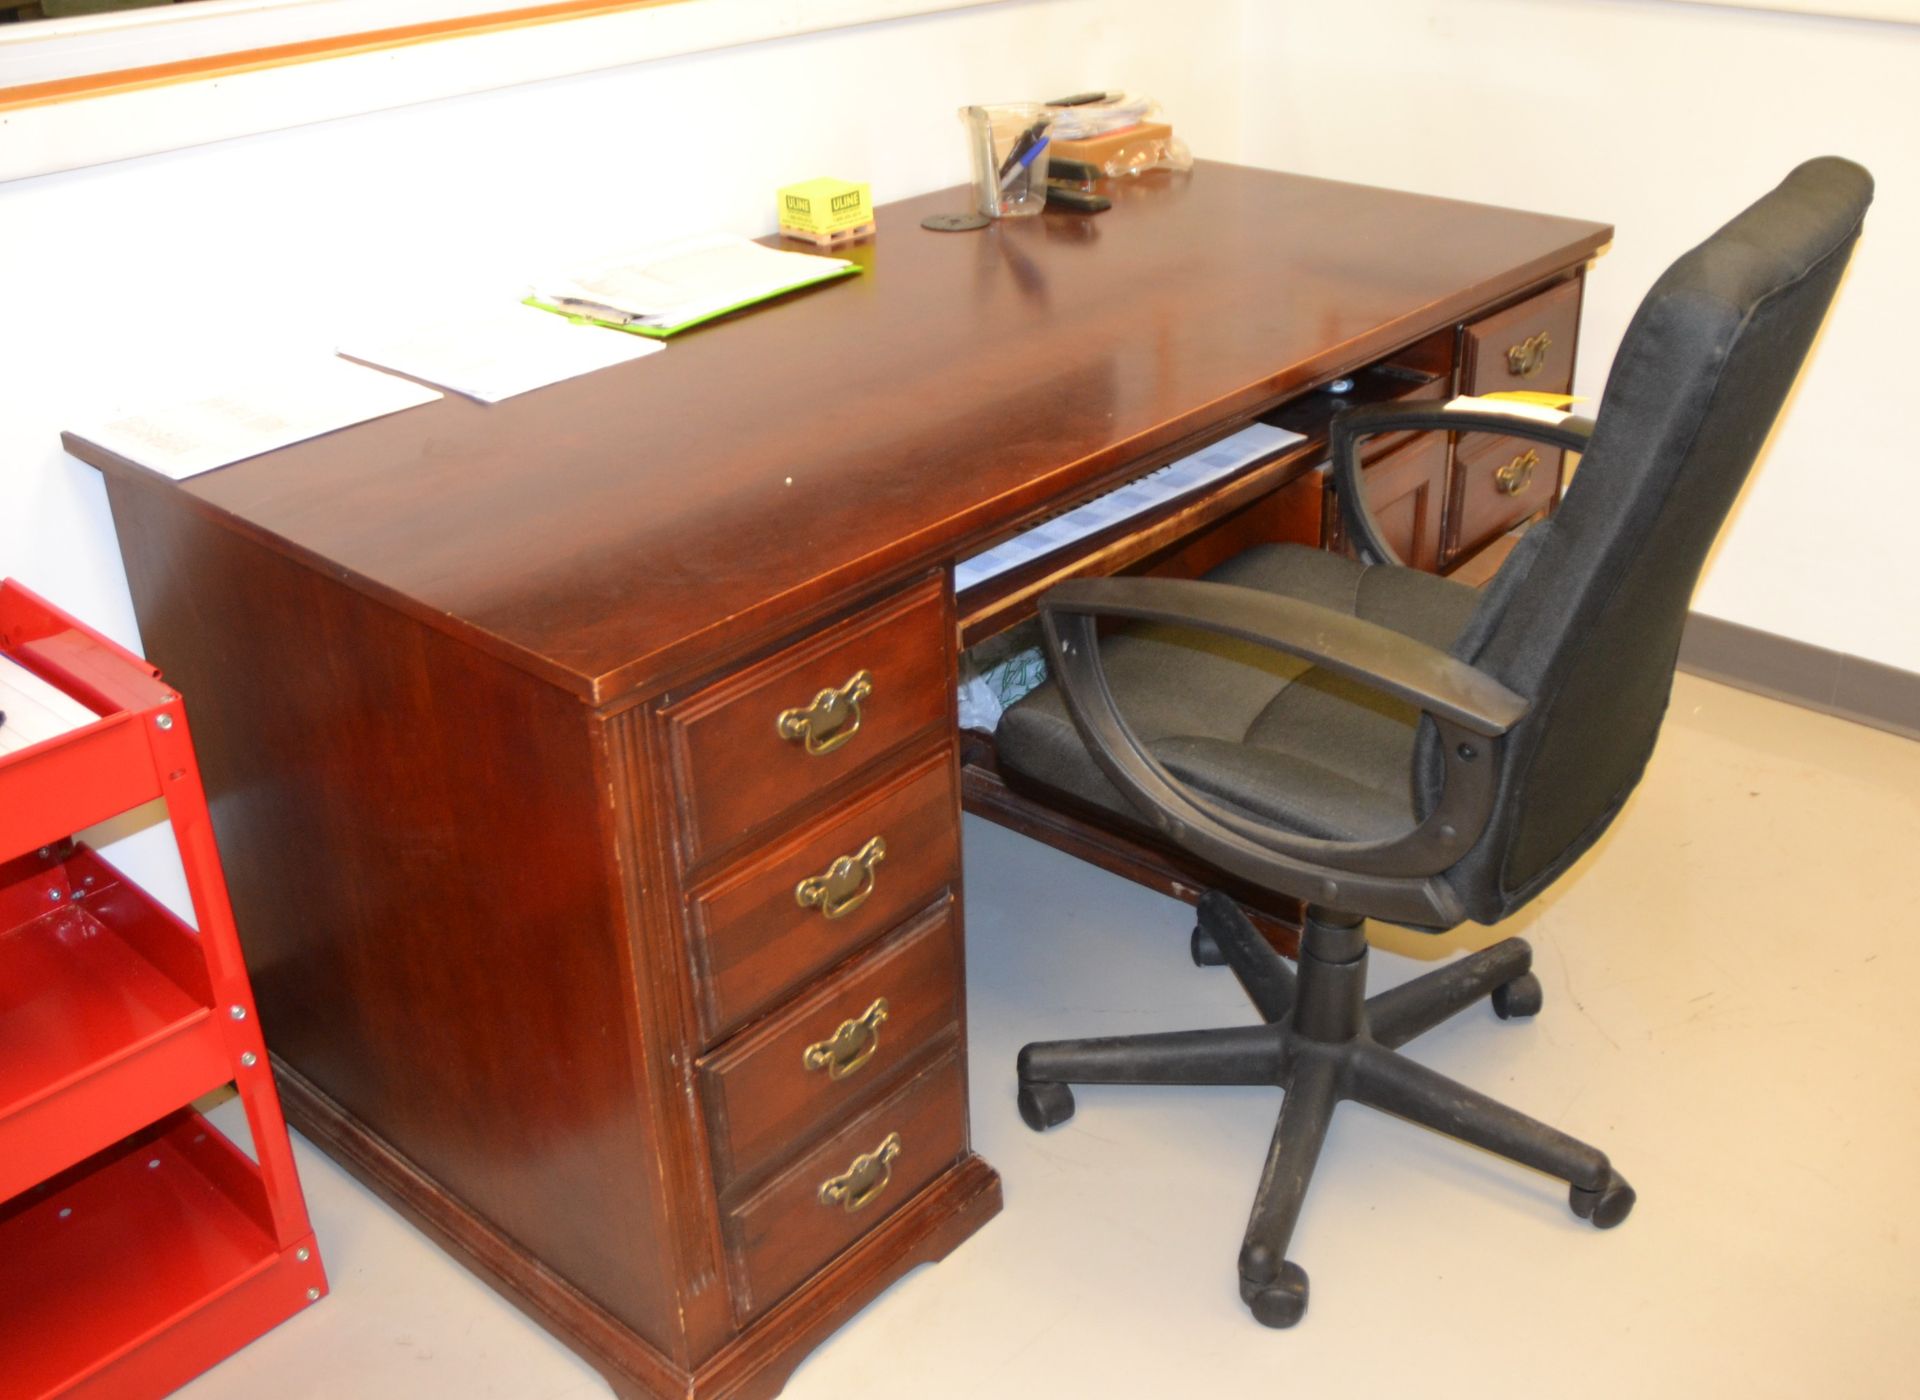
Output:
[{"xmin": 0, "ymin": 0, "xmax": 688, "ymax": 113}]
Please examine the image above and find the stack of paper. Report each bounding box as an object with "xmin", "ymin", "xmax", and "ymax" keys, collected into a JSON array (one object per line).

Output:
[
  {"xmin": 0, "ymin": 654, "xmax": 99, "ymax": 758},
  {"xmin": 528, "ymin": 232, "xmax": 860, "ymax": 338}
]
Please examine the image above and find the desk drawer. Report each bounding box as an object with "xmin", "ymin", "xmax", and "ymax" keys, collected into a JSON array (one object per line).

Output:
[
  {"xmin": 1445, "ymin": 431, "xmax": 1563, "ymax": 566},
  {"xmin": 698, "ymin": 900, "xmax": 960, "ymax": 1188},
  {"xmin": 1328, "ymin": 430, "xmax": 1448, "ymax": 572},
  {"xmin": 687, "ymin": 751, "xmax": 960, "ymax": 1040},
  {"xmin": 663, "ymin": 577, "xmax": 952, "ymax": 871},
  {"xmin": 1461, "ymin": 278, "xmax": 1581, "ymax": 397},
  {"xmin": 724, "ymin": 1050, "xmax": 966, "ymax": 1324}
]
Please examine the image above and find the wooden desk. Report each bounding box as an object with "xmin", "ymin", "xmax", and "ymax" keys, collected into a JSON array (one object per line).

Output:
[{"xmin": 66, "ymin": 163, "xmax": 1609, "ymax": 1400}]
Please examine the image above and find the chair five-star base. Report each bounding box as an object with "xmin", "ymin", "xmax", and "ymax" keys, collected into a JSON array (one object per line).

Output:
[{"xmin": 1014, "ymin": 892, "xmax": 1635, "ymax": 1327}]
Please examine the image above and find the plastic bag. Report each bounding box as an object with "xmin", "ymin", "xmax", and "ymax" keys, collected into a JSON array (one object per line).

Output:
[
  {"xmin": 1043, "ymin": 92, "xmax": 1193, "ymax": 180},
  {"xmin": 956, "ymin": 638, "xmax": 1050, "ymax": 732}
]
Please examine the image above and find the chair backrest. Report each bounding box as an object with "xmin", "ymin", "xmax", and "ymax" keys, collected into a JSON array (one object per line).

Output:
[{"xmin": 1441, "ymin": 157, "xmax": 1873, "ymax": 923}]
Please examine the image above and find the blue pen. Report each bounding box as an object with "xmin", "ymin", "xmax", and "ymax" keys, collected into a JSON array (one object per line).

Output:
[
  {"xmin": 1001, "ymin": 135, "xmax": 1051, "ymax": 195},
  {"xmin": 996, "ymin": 119, "xmax": 1047, "ymax": 180}
]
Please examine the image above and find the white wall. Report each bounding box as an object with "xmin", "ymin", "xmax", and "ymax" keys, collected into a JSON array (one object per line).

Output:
[
  {"xmin": 1240, "ymin": 0, "xmax": 1918, "ymax": 673},
  {"xmin": 0, "ymin": 0, "xmax": 1241, "ymax": 902}
]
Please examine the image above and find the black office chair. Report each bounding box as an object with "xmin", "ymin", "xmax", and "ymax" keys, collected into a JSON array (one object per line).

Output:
[{"xmin": 995, "ymin": 158, "xmax": 1872, "ymax": 1327}]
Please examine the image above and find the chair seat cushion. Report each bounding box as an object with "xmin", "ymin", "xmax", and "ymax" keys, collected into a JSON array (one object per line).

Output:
[{"xmin": 995, "ymin": 544, "xmax": 1479, "ymax": 842}]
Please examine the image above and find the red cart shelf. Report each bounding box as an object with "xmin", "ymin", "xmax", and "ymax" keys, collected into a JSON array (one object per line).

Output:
[
  {"xmin": 0, "ymin": 848, "xmax": 234, "ymax": 1204},
  {"xmin": 0, "ymin": 1113, "xmax": 318, "ymax": 1400},
  {"xmin": 0, "ymin": 580, "xmax": 324, "ymax": 1400}
]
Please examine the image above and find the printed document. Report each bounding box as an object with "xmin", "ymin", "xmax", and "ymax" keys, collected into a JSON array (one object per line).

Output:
[
  {"xmin": 341, "ymin": 303, "xmax": 663, "ymax": 403},
  {"xmin": 76, "ymin": 357, "xmax": 441, "ymax": 481}
]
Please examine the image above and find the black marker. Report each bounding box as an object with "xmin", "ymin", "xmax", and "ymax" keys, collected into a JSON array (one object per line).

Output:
[{"xmin": 996, "ymin": 118, "xmax": 1051, "ymax": 182}]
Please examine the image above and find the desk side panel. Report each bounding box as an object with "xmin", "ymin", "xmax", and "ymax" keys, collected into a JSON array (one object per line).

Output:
[{"xmin": 99, "ymin": 474, "xmax": 687, "ymax": 1357}]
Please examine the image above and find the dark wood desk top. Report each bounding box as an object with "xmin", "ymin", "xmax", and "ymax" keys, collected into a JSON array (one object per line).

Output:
[{"xmin": 67, "ymin": 163, "xmax": 1609, "ymax": 704}]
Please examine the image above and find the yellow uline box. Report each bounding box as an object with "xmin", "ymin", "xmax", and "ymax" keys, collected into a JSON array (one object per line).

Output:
[{"xmin": 779, "ymin": 178, "xmax": 872, "ymax": 235}]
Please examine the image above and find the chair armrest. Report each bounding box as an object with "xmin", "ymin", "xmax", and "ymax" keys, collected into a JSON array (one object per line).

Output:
[
  {"xmin": 1036, "ymin": 576, "xmax": 1530, "ymax": 923},
  {"xmin": 1042, "ymin": 577, "xmax": 1526, "ymax": 737},
  {"xmin": 1327, "ymin": 400, "xmax": 1594, "ymax": 568}
]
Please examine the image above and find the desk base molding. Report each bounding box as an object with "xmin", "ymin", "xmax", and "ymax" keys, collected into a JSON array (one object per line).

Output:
[
  {"xmin": 686, "ymin": 1153, "xmax": 1000, "ymax": 1400},
  {"xmin": 274, "ymin": 1057, "xmax": 1002, "ymax": 1400}
]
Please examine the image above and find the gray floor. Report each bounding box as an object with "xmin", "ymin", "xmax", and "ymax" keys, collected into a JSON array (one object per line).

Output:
[{"xmin": 185, "ymin": 674, "xmax": 1920, "ymax": 1398}]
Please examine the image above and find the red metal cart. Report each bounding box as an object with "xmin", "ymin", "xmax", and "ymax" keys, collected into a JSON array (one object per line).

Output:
[{"xmin": 0, "ymin": 578, "xmax": 325, "ymax": 1399}]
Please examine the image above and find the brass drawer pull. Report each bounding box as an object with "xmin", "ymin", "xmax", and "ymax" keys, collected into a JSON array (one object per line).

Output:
[
  {"xmin": 775, "ymin": 670, "xmax": 874, "ymax": 756},
  {"xmin": 795, "ymin": 836, "xmax": 886, "ymax": 920},
  {"xmin": 803, "ymin": 998, "xmax": 892, "ymax": 1079},
  {"xmin": 818, "ymin": 1132, "xmax": 901, "ymax": 1214},
  {"xmin": 1494, "ymin": 448, "xmax": 1540, "ymax": 496},
  {"xmin": 1505, "ymin": 330, "xmax": 1552, "ymax": 379}
]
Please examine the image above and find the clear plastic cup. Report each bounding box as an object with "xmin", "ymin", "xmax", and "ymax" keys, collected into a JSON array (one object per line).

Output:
[{"xmin": 961, "ymin": 104, "xmax": 1053, "ymax": 219}]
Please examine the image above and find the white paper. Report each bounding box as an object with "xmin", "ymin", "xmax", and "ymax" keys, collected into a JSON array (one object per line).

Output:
[
  {"xmin": 955, "ymin": 421, "xmax": 1306, "ymax": 593},
  {"xmin": 0, "ymin": 654, "xmax": 100, "ymax": 758},
  {"xmin": 340, "ymin": 304, "xmax": 664, "ymax": 403},
  {"xmin": 1445, "ymin": 394, "xmax": 1573, "ymax": 426},
  {"xmin": 76, "ymin": 357, "xmax": 442, "ymax": 481}
]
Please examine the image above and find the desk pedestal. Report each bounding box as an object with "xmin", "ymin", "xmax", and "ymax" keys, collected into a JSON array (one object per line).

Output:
[{"xmin": 97, "ymin": 475, "xmax": 998, "ymax": 1400}]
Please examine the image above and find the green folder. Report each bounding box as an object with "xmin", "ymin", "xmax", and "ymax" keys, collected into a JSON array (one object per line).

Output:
[{"xmin": 523, "ymin": 262, "xmax": 861, "ymax": 340}]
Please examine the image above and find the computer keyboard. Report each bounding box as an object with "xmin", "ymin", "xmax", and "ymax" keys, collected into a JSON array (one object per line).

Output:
[{"xmin": 954, "ymin": 421, "xmax": 1307, "ymax": 593}]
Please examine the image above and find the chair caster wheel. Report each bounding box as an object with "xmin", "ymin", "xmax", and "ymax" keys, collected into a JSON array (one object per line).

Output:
[
  {"xmin": 1492, "ymin": 971, "xmax": 1543, "ymax": 1020},
  {"xmin": 1570, "ymin": 1170, "xmax": 1635, "ymax": 1228},
  {"xmin": 1017, "ymin": 1080, "xmax": 1075, "ymax": 1132},
  {"xmin": 1238, "ymin": 1248, "xmax": 1309, "ymax": 1328},
  {"xmin": 1191, "ymin": 924, "xmax": 1225, "ymax": 966}
]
